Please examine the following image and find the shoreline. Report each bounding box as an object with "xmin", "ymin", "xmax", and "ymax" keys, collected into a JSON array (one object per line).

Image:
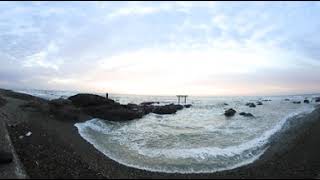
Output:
[{"xmin": 1, "ymin": 88, "xmax": 320, "ymax": 178}]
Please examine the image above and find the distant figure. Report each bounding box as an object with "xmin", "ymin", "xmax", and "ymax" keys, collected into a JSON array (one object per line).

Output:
[{"xmin": 106, "ymin": 93, "xmax": 108, "ymax": 99}]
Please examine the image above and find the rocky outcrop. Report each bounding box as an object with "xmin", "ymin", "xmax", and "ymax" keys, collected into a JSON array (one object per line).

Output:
[
  {"xmin": 224, "ymin": 108, "xmax": 236, "ymax": 117},
  {"xmin": 293, "ymin": 101, "xmax": 301, "ymax": 104},
  {"xmin": 83, "ymin": 105, "xmax": 144, "ymax": 121},
  {"xmin": 152, "ymin": 104, "xmax": 183, "ymax": 115},
  {"xmin": 66, "ymin": 94, "xmax": 187, "ymax": 121},
  {"xmin": 68, "ymin": 94, "xmax": 118, "ymax": 107},
  {"xmin": 239, "ymin": 112, "xmax": 254, "ymax": 117},
  {"xmin": 256, "ymin": 101, "xmax": 263, "ymax": 105},
  {"xmin": 139, "ymin": 102, "xmax": 159, "ymax": 106},
  {"xmin": 246, "ymin": 103, "xmax": 256, "ymax": 108},
  {"xmin": 315, "ymin": 97, "xmax": 320, "ymax": 102},
  {"xmin": 48, "ymin": 98, "xmax": 82, "ymax": 121},
  {"xmin": 304, "ymin": 99, "xmax": 310, "ymax": 104}
]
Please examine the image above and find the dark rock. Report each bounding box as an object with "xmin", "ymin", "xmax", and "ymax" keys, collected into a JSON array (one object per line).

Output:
[
  {"xmin": 68, "ymin": 94, "xmax": 117, "ymax": 107},
  {"xmin": 50, "ymin": 105, "xmax": 81, "ymax": 121},
  {"xmin": 48, "ymin": 98, "xmax": 83, "ymax": 121},
  {"xmin": 152, "ymin": 104, "xmax": 183, "ymax": 115},
  {"xmin": 126, "ymin": 103, "xmax": 140, "ymax": 110},
  {"xmin": 262, "ymin": 99, "xmax": 271, "ymax": 102},
  {"xmin": 304, "ymin": 99, "xmax": 310, "ymax": 104},
  {"xmin": 184, "ymin": 104, "xmax": 192, "ymax": 108},
  {"xmin": 246, "ymin": 103, "xmax": 256, "ymax": 108},
  {"xmin": 0, "ymin": 96, "xmax": 7, "ymax": 107},
  {"xmin": 140, "ymin": 101, "xmax": 160, "ymax": 106},
  {"xmin": 224, "ymin": 108, "xmax": 236, "ymax": 117},
  {"xmin": 315, "ymin": 97, "xmax": 320, "ymax": 102},
  {"xmin": 49, "ymin": 98, "xmax": 72, "ymax": 107},
  {"xmin": 83, "ymin": 105, "xmax": 144, "ymax": 121},
  {"xmin": 256, "ymin": 101, "xmax": 263, "ymax": 105},
  {"xmin": 284, "ymin": 99, "xmax": 290, "ymax": 101},
  {"xmin": 0, "ymin": 151, "xmax": 13, "ymax": 164},
  {"xmin": 293, "ymin": 101, "xmax": 301, "ymax": 104},
  {"xmin": 19, "ymin": 100, "xmax": 50, "ymax": 112},
  {"xmin": 239, "ymin": 112, "xmax": 254, "ymax": 117}
]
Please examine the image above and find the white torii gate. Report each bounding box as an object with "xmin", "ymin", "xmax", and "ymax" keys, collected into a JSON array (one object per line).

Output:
[{"xmin": 176, "ymin": 95, "xmax": 188, "ymax": 105}]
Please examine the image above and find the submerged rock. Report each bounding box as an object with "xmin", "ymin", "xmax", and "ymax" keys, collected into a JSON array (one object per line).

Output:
[
  {"xmin": 239, "ymin": 112, "xmax": 254, "ymax": 117},
  {"xmin": 256, "ymin": 101, "xmax": 263, "ymax": 105},
  {"xmin": 223, "ymin": 103, "xmax": 229, "ymax": 106},
  {"xmin": 304, "ymin": 99, "xmax": 310, "ymax": 104},
  {"xmin": 224, "ymin": 108, "xmax": 236, "ymax": 117},
  {"xmin": 293, "ymin": 101, "xmax": 301, "ymax": 104},
  {"xmin": 284, "ymin": 99, "xmax": 290, "ymax": 101},
  {"xmin": 246, "ymin": 102, "xmax": 256, "ymax": 108},
  {"xmin": 184, "ymin": 104, "xmax": 192, "ymax": 108},
  {"xmin": 0, "ymin": 151, "xmax": 13, "ymax": 164},
  {"xmin": 315, "ymin": 97, "xmax": 320, "ymax": 102},
  {"xmin": 140, "ymin": 101, "xmax": 160, "ymax": 106}
]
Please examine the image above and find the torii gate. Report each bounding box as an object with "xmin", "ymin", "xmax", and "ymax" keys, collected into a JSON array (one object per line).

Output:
[{"xmin": 176, "ymin": 95, "xmax": 188, "ymax": 105}]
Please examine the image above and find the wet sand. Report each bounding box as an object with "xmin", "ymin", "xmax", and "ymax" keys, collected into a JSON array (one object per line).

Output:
[{"xmin": 1, "ymin": 88, "xmax": 320, "ymax": 178}]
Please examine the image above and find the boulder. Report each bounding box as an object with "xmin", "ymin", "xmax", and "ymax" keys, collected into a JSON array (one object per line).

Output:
[
  {"xmin": 293, "ymin": 101, "xmax": 301, "ymax": 104},
  {"xmin": 224, "ymin": 108, "xmax": 236, "ymax": 117},
  {"xmin": 245, "ymin": 103, "xmax": 256, "ymax": 108},
  {"xmin": 152, "ymin": 104, "xmax": 183, "ymax": 115},
  {"xmin": 239, "ymin": 112, "xmax": 254, "ymax": 117},
  {"xmin": 315, "ymin": 97, "xmax": 320, "ymax": 102},
  {"xmin": 223, "ymin": 103, "xmax": 229, "ymax": 106},
  {"xmin": 304, "ymin": 99, "xmax": 310, "ymax": 104},
  {"xmin": 68, "ymin": 94, "xmax": 117, "ymax": 107},
  {"xmin": 256, "ymin": 101, "xmax": 263, "ymax": 105},
  {"xmin": 0, "ymin": 151, "xmax": 13, "ymax": 164}
]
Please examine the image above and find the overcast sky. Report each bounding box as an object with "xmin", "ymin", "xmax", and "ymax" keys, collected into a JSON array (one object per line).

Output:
[{"xmin": 1, "ymin": 1, "xmax": 320, "ymax": 96}]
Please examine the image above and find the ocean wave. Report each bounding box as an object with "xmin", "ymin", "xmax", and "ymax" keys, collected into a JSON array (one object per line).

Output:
[{"xmin": 74, "ymin": 105, "xmax": 315, "ymax": 173}]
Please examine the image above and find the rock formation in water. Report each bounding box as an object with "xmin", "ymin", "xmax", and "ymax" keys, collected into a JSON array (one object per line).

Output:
[
  {"xmin": 246, "ymin": 102, "xmax": 256, "ymax": 108},
  {"xmin": 66, "ymin": 94, "xmax": 187, "ymax": 121},
  {"xmin": 224, "ymin": 108, "xmax": 236, "ymax": 117},
  {"xmin": 239, "ymin": 112, "xmax": 254, "ymax": 117}
]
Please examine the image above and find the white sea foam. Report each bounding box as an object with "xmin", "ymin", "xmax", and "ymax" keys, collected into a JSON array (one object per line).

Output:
[{"xmin": 75, "ymin": 104, "xmax": 315, "ymax": 173}]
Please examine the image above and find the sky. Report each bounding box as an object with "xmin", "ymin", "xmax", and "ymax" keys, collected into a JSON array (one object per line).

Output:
[{"xmin": 1, "ymin": 1, "xmax": 320, "ymax": 96}]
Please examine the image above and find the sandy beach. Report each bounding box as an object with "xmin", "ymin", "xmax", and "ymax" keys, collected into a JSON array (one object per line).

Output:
[{"xmin": 1, "ymin": 88, "xmax": 320, "ymax": 178}]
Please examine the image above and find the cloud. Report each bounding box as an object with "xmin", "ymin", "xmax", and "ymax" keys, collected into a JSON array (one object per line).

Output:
[{"xmin": 0, "ymin": 2, "xmax": 320, "ymax": 95}]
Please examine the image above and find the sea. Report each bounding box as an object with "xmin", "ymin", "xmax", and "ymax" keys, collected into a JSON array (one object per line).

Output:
[{"xmin": 13, "ymin": 88, "xmax": 319, "ymax": 173}]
